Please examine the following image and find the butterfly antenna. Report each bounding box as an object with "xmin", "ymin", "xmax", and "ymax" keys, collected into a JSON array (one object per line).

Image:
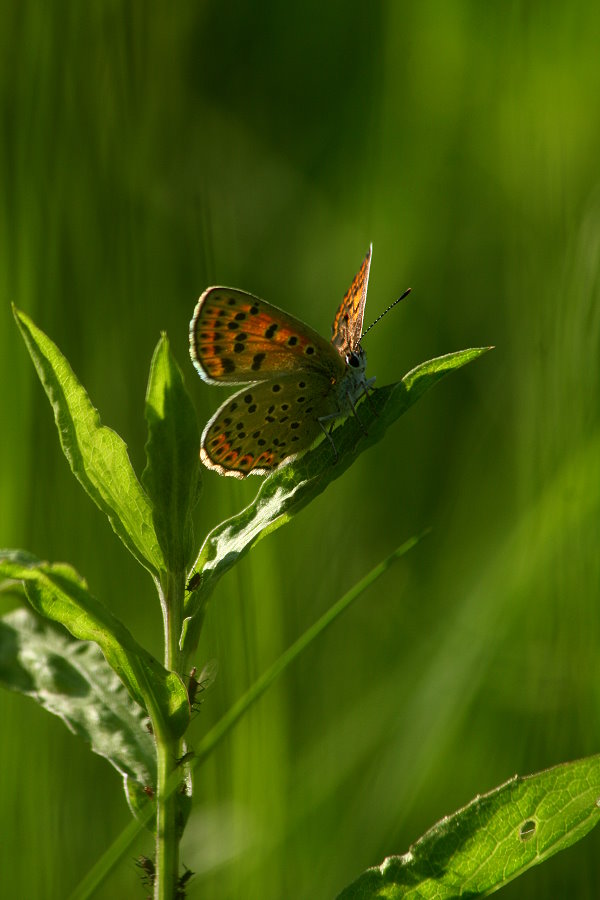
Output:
[{"xmin": 360, "ymin": 288, "xmax": 412, "ymax": 342}]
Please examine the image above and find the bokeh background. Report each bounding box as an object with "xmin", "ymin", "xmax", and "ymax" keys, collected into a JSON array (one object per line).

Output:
[{"xmin": 2, "ymin": 2, "xmax": 600, "ymax": 897}]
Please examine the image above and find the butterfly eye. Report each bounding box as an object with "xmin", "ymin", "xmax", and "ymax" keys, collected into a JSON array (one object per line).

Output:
[{"xmin": 346, "ymin": 351, "xmax": 361, "ymax": 368}]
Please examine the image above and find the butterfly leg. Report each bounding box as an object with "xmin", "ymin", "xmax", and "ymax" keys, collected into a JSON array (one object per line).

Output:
[
  {"xmin": 363, "ymin": 389, "xmax": 378, "ymax": 417},
  {"xmin": 317, "ymin": 416, "xmax": 340, "ymax": 462},
  {"xmin": 362, "ymin": 377, "xmax": 378, "ymax": 416},
  {"xmin": 347, "ymin": 393, "xmax": 369, "ymax": 435}
]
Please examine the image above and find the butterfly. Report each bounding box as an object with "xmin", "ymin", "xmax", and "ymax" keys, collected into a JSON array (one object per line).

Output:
[{"xmin": 189, "ymin": 245, "xmax": 407, "ymax": 478}]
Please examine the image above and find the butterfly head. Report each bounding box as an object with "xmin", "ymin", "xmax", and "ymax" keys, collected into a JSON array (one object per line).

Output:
[{"xmin": 345, "ymin": 345, "xmax": 366, "ymax": 371}]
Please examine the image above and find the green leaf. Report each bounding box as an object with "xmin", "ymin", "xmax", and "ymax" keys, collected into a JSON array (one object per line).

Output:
[
  {"xmin": 13, "ymin": 306, "xmax": 165, "ymax": 579},
  {"xmin": 142, "ymin": 334, "xmax": 201, "ymax": 576},
  {"xmin": 336, "ymin": 754, "xmax": 600, "ymax": 898},
  {"xmin": 0, "ymin": 550, "xmax": 189, "ymax": 739},
  {"xmin": 182, "ymin": 348, "xmax": 490, "ymax": 654},
  {"xmin": 0, "ymin": 605, "xmax": 156, "ymax": 811}
]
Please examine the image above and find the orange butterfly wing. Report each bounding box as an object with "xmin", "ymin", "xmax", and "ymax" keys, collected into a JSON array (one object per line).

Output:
[
  {"xmin": 331, "ymin": 244, "xmax": 372, "ymax": 357},
  {"xmin": 190, "ymin": 288, "xmax": 344, "ymax": 385}
]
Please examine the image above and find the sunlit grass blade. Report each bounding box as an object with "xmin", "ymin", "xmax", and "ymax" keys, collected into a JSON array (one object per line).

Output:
[
  {"xmin": 336, "ymin": 754, "xmax": 600, "ymax": 898},
  {"xmin": 66, "ymin": 534, "xmax": 424, "ymax": 898},
  {"xmin": 190, "ymin": 532, "xmax": 427, "ymax": 768},
  {"xmin": 13, "ymin": 306, "xmax": 165, "ymax": 580},
  {"xmin": 182, "ymin": 348, "xmax": 490, "ymax": 654},
  {"xmin": 0, "ymin": 605, "xmax": 155, "ymax": 801},
  {"xmin": 143, "ymin": 334, "xmax": 201, "ymax": 575},
  {"xmin": 0, "ymin": 550, "xmax": 189, "ymax": 740}
]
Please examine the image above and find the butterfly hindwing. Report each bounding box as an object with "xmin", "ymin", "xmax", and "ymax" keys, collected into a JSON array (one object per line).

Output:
[
  {"xmin": 190, "ymin": 287, "xmax": 343, "ymax": 385},
  {"xmin": 200, "ymin": 372, "xmax": 337, "ymax": 477}
]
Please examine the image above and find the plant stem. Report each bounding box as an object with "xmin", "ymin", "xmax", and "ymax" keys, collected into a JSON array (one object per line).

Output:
[
  {"xmin": 154, "ymin": 737, "xmax": 180, "ymax": 900},
  {"xmin": 154, "ymin": 570, "xmax": 186, "ymax": 899},
  {"xmin": 161, "ymin": 571, "xmax": 185, "ymax": 673}
]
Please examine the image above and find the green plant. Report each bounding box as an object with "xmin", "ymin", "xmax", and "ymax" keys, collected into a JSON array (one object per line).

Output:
[{"xmin": 13, "ymin": 305, "xmax": 598, "ymax": 899}]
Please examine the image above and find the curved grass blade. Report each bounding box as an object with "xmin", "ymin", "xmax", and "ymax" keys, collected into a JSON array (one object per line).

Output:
[
  {"xmin": 13, "ymin": 307, "xmax": 165, "ymax": 580},
  {"xmin": 182, "ymin": 348, "xmax": 491, "ymax": 653},
  {"xmin": 337, "ymin": 754, "xmax": 600, "ymax": 898},
  {"xmin": 190, "ymin": 533, "xmax": 426, "ymax": 769},
  {"xmin": 0, "ymin": 550, "xmax": 189, "ymax": 740}
]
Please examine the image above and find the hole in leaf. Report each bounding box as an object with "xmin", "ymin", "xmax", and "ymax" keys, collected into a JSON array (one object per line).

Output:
[{"xmin": 519, "ymin": 819, "xmax": 537, "ymax": 841}]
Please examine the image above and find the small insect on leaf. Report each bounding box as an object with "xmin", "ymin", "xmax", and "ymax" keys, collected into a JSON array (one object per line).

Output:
[
  {"xmin": 175, "ymin": 750, "xmax": 195, "ymax": 768},
  {"xmin": 135, "ymin": 855, "xmax": 156, "ymax": 888},
  {"xmin": 186, "ymin": 570, "xmax": 201, "ymax": 592},
  {"xmin": 187, "ymin": 659, "xmax": 218, "ymax": 711},
  {"xmin": 176, "ymin": 866, "xmax": 194, "ymax": 898}
]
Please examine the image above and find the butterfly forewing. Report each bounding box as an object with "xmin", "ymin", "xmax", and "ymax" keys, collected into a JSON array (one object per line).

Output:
[
  {"xmin": 200, "ymin": 372, "xmax": 336, "ymax": 477},
  {"xmin": 331, "ymin": 244, "xmax": 372, "ymax": 357},
  {"xmin": 190, "ymin": 288, "xmax": 344, "ymax": 385}
]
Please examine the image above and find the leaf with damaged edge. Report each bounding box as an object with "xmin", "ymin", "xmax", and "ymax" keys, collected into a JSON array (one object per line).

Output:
[
  {"xmin": 0, "ymin": 605, "xmax": 155, "ymax": 814},
  {"xmin": 0, "ymin": 550, "xmax": 189, "ymax": 740},
  {"xmin": 336, "ymin": 754, "xmax": 600, "ymax": 898}
]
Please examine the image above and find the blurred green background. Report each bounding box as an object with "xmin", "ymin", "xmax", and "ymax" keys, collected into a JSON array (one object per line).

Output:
[{"xmin": 2, "ymin": 2, "xmax": 600, "ymax": 897}]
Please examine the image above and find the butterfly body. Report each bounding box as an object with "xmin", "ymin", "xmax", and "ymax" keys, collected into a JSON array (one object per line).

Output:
[{"xmin": 190, "ymin": 247, "xmax": 373, "ymax": 477}]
